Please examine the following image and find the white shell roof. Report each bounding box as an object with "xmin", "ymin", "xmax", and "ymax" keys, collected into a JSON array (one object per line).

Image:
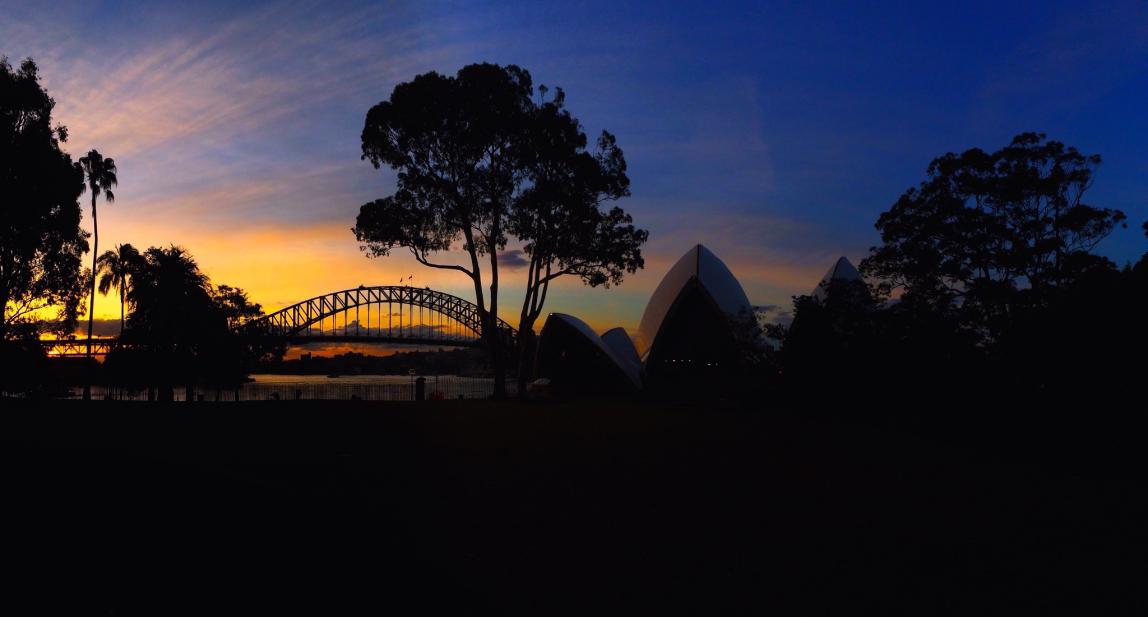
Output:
[
  {"xmin": 636, "ymin": 244, "xmax": 753, "ymax": 354},
  {"xmin": 601, "ymin": 327, "xmax": 641, "ymax": 376},
  {"xmin": 811, "ymin": 256, "xmax": 861, "ymax": 301},
  {"xmin": 546, "ymin": 314, "xmax": 642, "ymax": 389}
]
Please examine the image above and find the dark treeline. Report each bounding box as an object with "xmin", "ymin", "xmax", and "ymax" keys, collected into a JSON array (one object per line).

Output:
[
  {"xmin": 100, "ymin": 245, "xmax": 276, "ymax": 401},
  {"xmin": 1, "ymin": 57, "xmax": 273, "ymax": 399},
  {"xmin": 258, "ymin": 348, "xmax": 491, "ymax": 377},
  {"xmin": 1, "ymin": 59, "xmax": 88, "ymax": 345},
  {"xmin": 759, "ymin": 133, "xmax": 1147, "ymax": 465},
  {"xmin": 2, "ymin": 57, "xmax": 91, "ymax": 394},
  {"xmin": 6, "ymin": 243, "xmax": 276, "ymax": 400}
]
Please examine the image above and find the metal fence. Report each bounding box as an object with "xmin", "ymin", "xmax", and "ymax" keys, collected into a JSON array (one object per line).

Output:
[{"xmin": 46, "ymin": 376, "xmax": 513, "ymax": 402}]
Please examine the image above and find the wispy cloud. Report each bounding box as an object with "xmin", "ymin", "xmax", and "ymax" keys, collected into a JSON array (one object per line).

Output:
[
  {"xmin": 0, "ymin": 2, "xmax": 837, "ymax": 330},
  {"xmin": 40, "ymin": 4, "xmax": 445, "ymax": 157},
  {"xmin": 496, "ymin": 250, "xmax": 530, "ymax": 270},
  {"xmin": 7, "ymin": 2, "xmax": 479, "ymax": 235},
  {"xmin": 8, "ymin": 0, "xmax": 1143, "ymax": 336}
]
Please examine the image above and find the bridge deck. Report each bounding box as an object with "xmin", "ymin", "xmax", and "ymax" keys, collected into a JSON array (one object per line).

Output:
[{"xmin": 286, "ymin": 334, "xmax": 482, "ymax": 347}]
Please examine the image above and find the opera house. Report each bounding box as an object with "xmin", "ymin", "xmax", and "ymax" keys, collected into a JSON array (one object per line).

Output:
[
  {"xmin": 533, "ymin": 244, "xmax": 756, "ymax": 393},
  {"xmin": 811, "ymin": 256, "xmax": 862, "ymax": 302}
]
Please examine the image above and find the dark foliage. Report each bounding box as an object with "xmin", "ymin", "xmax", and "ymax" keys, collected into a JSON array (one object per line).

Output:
[
  {"xmin": 354, "ymin": 63, "xmax": 533, "ymax": 395},
  {"xmin": 860, "ymin": 132, "xmax": 1126, "ymax": 346},
  {"xmin": 0, "ymin": 57, "xmax": 88, "ymax": 341},
  {"xmin": 510, "ymin": 86, "xmax": 646, "ymax": 393},
  {"xmin": 772, "ymin": 134, "xmax": 1146, "ymax": 440},
  {"xmin": 259, "ymin": 348, "xmax": 492, "ymax": 377},
  {"xmin": 104, "ymin": 246, "xmax": 270, "ymax": 399},
  {"xmin": 354, "ymin": 63, "xmax": 647, "ymax": 396},
  {"xmin": 0, "ymin": 336, "xmax": 50, "ymax": 394},
  {"xmin": 95, "ymin": 243, "xmax": 141, "ymax": 335}
]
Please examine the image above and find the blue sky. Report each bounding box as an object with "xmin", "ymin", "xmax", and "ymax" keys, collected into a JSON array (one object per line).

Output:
[{"xmin": 4, "ymin": 0, "xmax": 1147, "ymax": 333}]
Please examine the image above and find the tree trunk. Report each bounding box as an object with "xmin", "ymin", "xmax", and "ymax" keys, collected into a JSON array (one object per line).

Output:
[
  {"xmin": 489, "ymin": 258, "xmax": 504, "ymax": 399},
  {"xmin": 491, "ymin": 338, "xmax": 505, "ymax": 397},
  {"xmin": 515, "ymin": 326, "xmax": 537, "ymax": 398},
  {"xmin": 119, "ymin": 287, "xmax": 125, "ymax": 335},
  {"xmin": 482, "ymin": 311, "xmax": 506, "ymax": 399},
  {"xmin": 83, "ymin": 197, "xmax": 97, "ymax": 401},
  {"xmin": 0, "ymin": 284, "xmax": 10, "ymax": 342}
]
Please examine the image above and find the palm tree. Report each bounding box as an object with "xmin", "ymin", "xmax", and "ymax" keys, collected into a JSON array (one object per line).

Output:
[
  {"xmin": 128, "ymin": 246, "xmax": 212, "ymax": 322},
  {"xmin": 96, "ymin": 243, "xmax": 140, "ymax": 336},
  {"xmin": 79, "ymin": 149, "xmax": 117, "ymax": 400},
  {"xmin": 126, "ymin": 246, "xmax": 215, "ymax": 402}
]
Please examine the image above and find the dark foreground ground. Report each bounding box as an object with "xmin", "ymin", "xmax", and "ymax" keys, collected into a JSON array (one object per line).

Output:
[{"xmin": 1, "ymin": 398, "xmax": 1144, "ymax": 615}]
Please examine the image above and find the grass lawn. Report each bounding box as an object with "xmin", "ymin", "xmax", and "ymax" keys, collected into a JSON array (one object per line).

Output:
[{"xmin": 1, "ymin": 398, "xmax": 1141, "ymax": 615}]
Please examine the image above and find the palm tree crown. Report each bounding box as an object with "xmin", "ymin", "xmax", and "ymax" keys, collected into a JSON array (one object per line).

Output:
[
  {"xmin": 96, "ymin": 243, "xmax": 141, "ymax": 335},
  {"xmin": 79, "ymin": 150, "xmax": 117, "ymax": 203},
  {"xmin": 126, "ymin": 246, "xmax": 215, "ymax": 345}
]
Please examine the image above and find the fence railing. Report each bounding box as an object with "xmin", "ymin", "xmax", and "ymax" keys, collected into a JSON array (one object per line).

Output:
[{"xmin": 41, "ymin": 376, "xmax": 514, "ymax": 402}]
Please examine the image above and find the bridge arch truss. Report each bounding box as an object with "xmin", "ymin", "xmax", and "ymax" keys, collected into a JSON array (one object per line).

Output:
[{"xmin": 241, "ymin": 286, "xmax": 516, "ymax": 347}]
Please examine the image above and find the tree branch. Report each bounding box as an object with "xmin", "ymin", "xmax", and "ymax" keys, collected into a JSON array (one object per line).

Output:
[{"xmin": 409, "ymin": 247, "xmax": 473, "ymax": 276}]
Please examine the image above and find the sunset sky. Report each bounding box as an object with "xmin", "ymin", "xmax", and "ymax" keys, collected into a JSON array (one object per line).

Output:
[{"xmin": 5, "ymin": 0, "xmax": 1147, "ymax": 338}]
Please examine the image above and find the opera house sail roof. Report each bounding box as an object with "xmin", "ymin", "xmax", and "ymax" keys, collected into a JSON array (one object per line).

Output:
[
  {"xmin": 811, "ymin": 256, "xmax": 862, "ymax": 302},
  {"xmin": 535, "ymin": 313, "xmax": 642, "ymax": 391},
  {"xmin": 601, "ymin": 327, "xmax": 642, "ymax": 377},
  {"xmin": 637, "ymin": 245, "xmax": 753, "ymax": 374}
]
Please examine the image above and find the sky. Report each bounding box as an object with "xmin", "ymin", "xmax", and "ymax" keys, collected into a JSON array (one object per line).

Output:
[{"xmin": 4, "ymin": 0, "xmax": 1147, "ymax": 341}]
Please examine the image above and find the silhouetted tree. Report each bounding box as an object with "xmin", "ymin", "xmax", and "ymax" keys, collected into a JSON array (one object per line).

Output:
[
  {"xmin": 212, "ymin": 284, "xmax": 263, "ymax": 329},
  {"xmin": 769, "ymin": 134, "xmax": 1135, "ymax": 420},
  {"xmin": 209, "ymin": 282, "xmax": 281, "ymax": 369},
  {"xmin": 357, "ymin": 63, "xmax": 646, "ymax": 396},
  {"xmin": 1137, "ymin": 221, "xmax": 1148, "ymax": 274},
  {"xmin": 119, "ymin": 246, "xmax": 219, "ymax": 400},
  {"xmin": 355, "ymin": 64, "xmax": 534, "ymax": 395},
  {"xmin": 96, "ymin": 243, "xmax": 141, "ymax": 335},
  {"xmin": 110, "ymin": 247, "xmax": 270, "ymax": 399},
  {"xmin": 355, "ymin": 66, "xmax": 648, "ymax": 396},
  {"xmin": 860, "ymin": 133, "xmax": 1126, "ymax": 346},
  {"xmin": 509, "ymin": 86, "xmax": 646, "ymax": 394},
  {"xmin": 779, "ymin": 278, "xmax": 880, "ymax": 399},
  {"xmin": 727, "ymin": 307, "xmax": 771, "ymax": 371},
  {"xmin": 1004, "ymin": 219, "xmax": 1148, "ymax": 399},
  {"xmin": 78, "ymin": 149, "xmax": 117, "ymax": 399},
  {"xmin": 0, "ymin": 57, "xmax": 88, "ymax": 343}
]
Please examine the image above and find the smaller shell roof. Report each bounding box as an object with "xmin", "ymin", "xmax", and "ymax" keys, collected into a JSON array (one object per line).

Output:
[
  {"xmin": 601, "ymin": 327, "xmax": 641, "ymax": 376},
  {"xmin": 637, "ymin": 244, "xmax": 752, "ymax": 354},
  {"xmin": 546, "ymin": 314, "xmax": 642, "ymax": 389},
  {"xmin": 811, "ymin": 256, "xmax": 861, "ymax": 301}
]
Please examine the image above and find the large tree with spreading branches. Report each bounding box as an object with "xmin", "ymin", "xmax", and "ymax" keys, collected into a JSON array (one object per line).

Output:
[
  {"xmin": 860, "ymin": 132, "xmax": 1126, "ymax": 345},
  {"xmin": 354, "ymin": 63, "xmax": 647, "ymax": 396},
  {"xmin": 0, "ymin": 57, "xmax": 88, "ymax": 343},
  {"xmin": 508, "ymin": 86, "xmax": 644, "ymax": 392}
]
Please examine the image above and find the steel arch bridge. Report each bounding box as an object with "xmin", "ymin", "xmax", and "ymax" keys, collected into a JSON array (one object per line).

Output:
[
  {"xmin": 41, "ymin": 338, "xmax": 118, "ymax": 357},
  {"xmin": 240, "ymin": 285, "xmax": 516, "ymax": 347}
]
